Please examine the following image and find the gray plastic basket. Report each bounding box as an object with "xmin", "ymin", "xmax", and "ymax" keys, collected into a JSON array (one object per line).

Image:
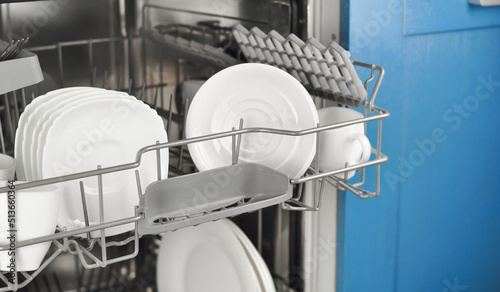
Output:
[
  {"xmin": 138, "ymin": 163, "xmax": 292, "ymax": 235},
  {"xmin": 0, "ymin": 39, "xmax": 43, "ymax": 95}
]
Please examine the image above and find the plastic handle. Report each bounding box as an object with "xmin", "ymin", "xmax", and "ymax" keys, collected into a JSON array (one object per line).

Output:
[{"xmin": 351, "ymin": 133, "xmax": 371, "ymax": 164}]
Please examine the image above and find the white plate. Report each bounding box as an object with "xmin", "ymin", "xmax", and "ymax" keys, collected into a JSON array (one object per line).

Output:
[
  {"xmin": 26, "ymin": 88, "xmax": 106, "ymax": 180},
  {"xmin": 32, "ymin": 90, "xmax": 133, "ymax": 180},
  {"xmin": 185, "ymin": 63, "xmax": 318, "ymax": 179},
  {"xmin": 41, "ymin": 97, "xmax": 168, "ymax": 237},
  {"xmin": 224, "ymin": 219, "xmax": 276, "ymax": 292},
  {"xmin": 15, "ymin": 87, "xmax": 98, "ymax": 180},
  {"xmin": 157, "ymin": 220, "xmax": 261, "ymax": 292}
]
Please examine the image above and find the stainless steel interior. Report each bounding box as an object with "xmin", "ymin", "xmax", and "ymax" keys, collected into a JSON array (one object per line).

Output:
[{"xmin": 0, "ymin": 1, "xmax": 304, "ymax": 291}]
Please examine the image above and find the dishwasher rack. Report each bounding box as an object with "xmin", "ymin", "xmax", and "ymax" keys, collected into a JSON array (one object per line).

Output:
[{"xmin": 0, "ymin": 33, "xmax": 388, "ymax": 291}]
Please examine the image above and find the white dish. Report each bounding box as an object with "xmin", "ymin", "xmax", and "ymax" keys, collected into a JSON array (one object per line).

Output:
[
  {"xmin": 41, "ymin": 97, "xmax": 168, "ymax": 237},
  {"xmin": 0, "ymin": 181, "xmax": 60, "ymax": 271},
  {"xmin": 224, "ymin": 219, "xmax": 276, "ymax": 292},
  {"xmin": 32, "ymin": 90, "xmax": 133, "ymax": 180},
  {"xmin": 157, "ymin": 220, "xmax": 261, "ymax": 292},
  {"xmin": 185, "ymin": 63, "xmax": 318, "ymax": 179},
  {"xmin": 15, "ymin": 87, "xmax": 97, "ymax": 180},
  {"xmin": 26, "ymin": 88, "xmax": 106, "ymax": 180},
  {"xmin": 0, "ymin": 153, "xmax": 16, "ymax": 181}
]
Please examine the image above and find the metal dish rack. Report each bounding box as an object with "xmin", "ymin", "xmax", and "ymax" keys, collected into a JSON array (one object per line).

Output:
[{"xmin": 0, "ymin": 27, "xmax": 388, "ymax": 291}]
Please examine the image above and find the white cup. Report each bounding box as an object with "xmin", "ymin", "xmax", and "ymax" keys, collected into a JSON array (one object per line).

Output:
[
  {"xmin": 0, "ymin": 181, "xmax": 60, "ymax": 271},
  {"xmin": 316, "ymin": 107, "xmax": 371, "ymax": 179},
  {"xmin": 0, "ymin": 154, "xmax": 16, "ymax": 181}
]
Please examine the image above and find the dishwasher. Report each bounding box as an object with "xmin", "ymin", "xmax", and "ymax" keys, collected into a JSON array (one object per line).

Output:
[{"xmin": 0, "ymin": 1, "xmax": 388, "ymax": 291}]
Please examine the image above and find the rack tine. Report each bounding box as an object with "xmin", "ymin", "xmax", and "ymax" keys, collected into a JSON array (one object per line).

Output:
[
  {"xmin": 0, "ymin": 40, "xmax": 14, "ymax": 61},
  {"xmin": 95, "ymin": 165, "xmax": 108, "ymax": 267},
  {"xmin": 294, "ymin": 179, "xmax": 304, "ymax": 201},
  {"xmin": 159, "ymin": 47, "xmax": 164, "ymax": 109},
  {"xmin": 314, "ymin": 122, "xmax": 321, "ymax": 172},
  {"xmin": 135, "ymin": 169, "xmax": 142, "ymax": 198},
  {"xmin": 139, "ymin": 83, "xmax": 145, "ymax": 100},
  {"xmin": 128, "ymin": 78, "xmax": 133, "ymax": 95},
  {"xmin": 3, "ymin": 94, "xmax": 14, "ymax": 143},
  {"xmin": 12, "ymin": 91, "xmax": 20, "ymax": 126},
  {"xmin": 0, "ymin": 118, "xmax": 5, "ymax": 154},
  {"xmin": 233, "ymin": 118, "xmax": 244, "ymax": 165},
  {"xmin": 21, "ymin": 88, "xmax": 27, "ymax": 110},
  {"xmin": 79, "ymin": 181, "xmax": 92, "ymax": 242},
  {"xmin": 97, "ymin": 165, "xmax": 106, "ymax": 241},
  {"xmin": 156, "ymin": 140, "xmax": 161, "ymax": 180},
  {"xmin": 167, "ymin": 93, "xmax": 174, "ymax": 141},
  {"xmin": 343, "ymin": 162, "xmax": 349, "ymax": 180},
  {"xmin": 313, "ymin": 122, "xmax": 321, "ymax": 206},
  {"xmin": 327, "ymin": 176, "xmax": 365, "ymax": 197},
  {"xmin": 92, "ymin": 67, "xmax": 98, "ymax": 88},
  {"xmin": 178, "ymin": 98, "xmax": 189, "ymax": 169},
  {"xmin": 153, "ymin": 87, "xmax": 159, "ymax": 110},
  {"xmin": 88, "ymin": 40, "xmax": 94, "ymax": 87},
  {"xmin": 57, "ymin": 43, "xmax": 64, "ymax": 88},
  {"xmin": 315, "ymin": 177, "xmax": 326, "ymax": 210},
  {"xmin": 103, "ymin": 71, "xmax": 108, "ymax": 89},
  {"xmin": 118, "ymin": 75, "xmax": 123, "ymax": 92},
  {"xmin": 231, "ymin": 126, "xmax": 237, "ymax": 165}
]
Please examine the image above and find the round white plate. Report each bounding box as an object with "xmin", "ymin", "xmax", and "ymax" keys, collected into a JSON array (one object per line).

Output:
[
  {"xmin": 224, "ymin": 219, "xmax": 276, "ymax": 292},
  {"xmin": 41, "ymin": 97, "xmax": 168, "ymax": 237},
  {"xmin": 32, "ymin": 90, "xmax": 133, "ymax": 180},
  {"xmin": 157, "ymin": 220, "xmax": 261, "ymax": 292},
  {"xmin": 15, "ymin": 87, "xmax": 97, "ymax": 180},
  {"xmin": 185, "ymin": 63, "xmax": 318, "ymax": 179},
  {"xmin": 26, "ymin": 88, "xmax": 106, "ymax": 180}
]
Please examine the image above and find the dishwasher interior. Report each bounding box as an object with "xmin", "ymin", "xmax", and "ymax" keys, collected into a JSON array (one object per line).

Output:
[{"xmin": 0, "ymin": 1, "xmax": 388, "ymax": 291}]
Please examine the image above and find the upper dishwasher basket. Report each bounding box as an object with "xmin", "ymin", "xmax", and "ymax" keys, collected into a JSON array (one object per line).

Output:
[{"xmin": 0, "ymin": 24, "xmax": 388, "ymax": 291}]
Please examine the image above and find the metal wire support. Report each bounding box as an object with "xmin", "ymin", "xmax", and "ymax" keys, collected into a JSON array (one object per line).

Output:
[
  {"xmin": 1, "ymin": 27, "xmax": 388, "ymax": 290},
  {"xmin": 281, "ymin": 60, "xmax": 387, "ymax": 210},
  {"xmin": 0, "ymin": 104, "xmax": 388, "ymax": 291}
]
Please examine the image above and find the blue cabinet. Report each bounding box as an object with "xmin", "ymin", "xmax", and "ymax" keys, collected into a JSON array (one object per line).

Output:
[{"xmin": 338, "ymin": 1, "xmax": 500, "ymax": 291}]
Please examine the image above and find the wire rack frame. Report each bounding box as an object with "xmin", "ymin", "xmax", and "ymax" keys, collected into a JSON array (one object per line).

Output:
[
  {"xmin": 0, "ymin": 34, "xmax": 388, "ymax": 291},
  {"xmin": 0, "ymin": 98, "xmax": 388, "ymax": 291}
]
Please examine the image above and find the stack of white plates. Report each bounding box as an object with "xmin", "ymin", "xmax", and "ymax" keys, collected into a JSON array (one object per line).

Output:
[
  {"xmin": 157, "ymin": 219, "xmax": 276, "ymax": 292},
  {"xmin": 14, "ymin": 87, "xmax": 169, "ymax": 237}
]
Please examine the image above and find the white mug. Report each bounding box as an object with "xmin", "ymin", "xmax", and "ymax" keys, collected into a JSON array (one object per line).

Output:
[
  {"xmin": 0, "ymin": 154, "xmax": 16, "ymax": 181},
  {"xmin": 0, "ymin": 181, "xmax": 60, "ymax": 271},
  {"xmin": 316, "ymin": 107, "xmax": 371, "ymax": 179}
]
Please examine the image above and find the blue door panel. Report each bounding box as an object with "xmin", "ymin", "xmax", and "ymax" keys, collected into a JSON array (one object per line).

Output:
[
  {"xmin": 404, "ymin": 0, "xmax": 500, "ymax": 35},
  {"xmin": 339, "ymin": 1, "xmax": 500, "ymax": 291}
]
